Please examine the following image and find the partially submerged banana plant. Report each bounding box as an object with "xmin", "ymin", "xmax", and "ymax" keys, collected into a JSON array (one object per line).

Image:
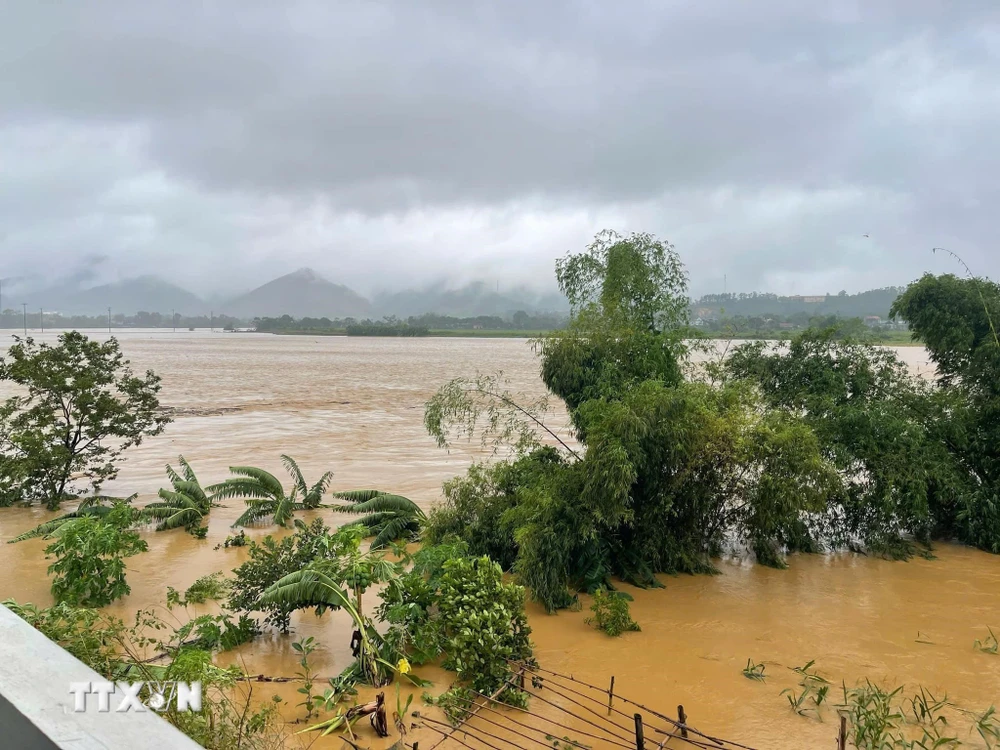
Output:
[
  {"xmin": 144, "ymin": 456, "xmax": 215, "ymax": 535},
  {"xmin": 260, "ymin": 565, "xmax": 389, "ymax": 687},
  {"xmin": 331, "ymin": 490, "xmax": 425, "ymax": 549},
  {"xmin": 210, "ymin": 455, "xmax": 333, "ymax": 527}
]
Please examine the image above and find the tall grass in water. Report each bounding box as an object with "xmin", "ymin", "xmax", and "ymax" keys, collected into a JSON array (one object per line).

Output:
[
  {"xmin": 974, "ymin": 627, "xmax": 998, "ymax": 655},
  {"xmin": 771, "ymin": 658, "xmax": 1000, "ymax": 749}
]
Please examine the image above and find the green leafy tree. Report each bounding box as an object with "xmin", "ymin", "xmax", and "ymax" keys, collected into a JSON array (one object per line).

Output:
[
  {"xmin": 542, "ymin": 230, "xmax": 689, "ymax": 416},
  {"xmin": 45, "ymin": 502, "xmax": 149, "ymax": 606},
  {"xmin": 228, "ymin": 518, "xmax": 341, "ymax": 631},
  {"xmin": 331, "ymin": 489, "xmax": 426, "ymax": 549},
  {"xmin": 724, "ymin": 329, "xmax": 971, "ymax": 557},
  {"xmin": 435, "ymin": 555, "xmax": 532, "ymax": 693},
  {"xmin": 379, "ymin": 547, "xmax": 533, "ymax": 695},
  {"xmin": 426, "ymin": 231, "xmax": 839, "ymax": 611},
  {"xmin": 891, "ymin": 272, "xmax": 1000, "ymax": 552},
  {"xmin": 8, "ymin": 493, "xmax": 138, "ymax": 543},
  {"xmin": 586, "ymin": 587, "xmax": 640, "ymax": 637},
  {"xmin": 209, "ymin": 455, "xmax": 333, "ymax": 527},
  {"xmin": 0, "ymin": 332, "xmax": 170, "ymax": 508}
]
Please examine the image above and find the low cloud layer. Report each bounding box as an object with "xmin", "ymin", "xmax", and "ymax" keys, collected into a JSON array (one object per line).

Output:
[{"xmin": 1, "ymin": 1, "xmax": 997, "ymax": 298}]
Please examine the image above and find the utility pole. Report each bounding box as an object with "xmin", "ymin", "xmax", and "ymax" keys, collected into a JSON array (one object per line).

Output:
[
  {"xmin": 108, "ymin": 307, "xmax": 112, "ymax": 335},
  {"xmin": 39, "ymin": 307, "xmax": 43, "ymax": 333},
  {"xmin": 22, "ymin": 302, "xmax": 27, "ymax": 336},
  {"xmin": 172, "ymin": 309, "xmax": 176, "ymax": 333},
  {"xmin": 210, "ymin": 310, "xmax": 214, "ymax": 332}
]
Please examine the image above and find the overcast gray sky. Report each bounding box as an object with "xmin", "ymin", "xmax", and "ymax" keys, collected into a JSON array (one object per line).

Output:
[{"xmin": 1, "ymin": 0, "xmax": 997, "ymax": 298}]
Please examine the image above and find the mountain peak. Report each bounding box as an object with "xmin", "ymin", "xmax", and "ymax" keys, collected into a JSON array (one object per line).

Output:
[
  {"xmin": 288, "ymin": 267, "xmax": 322, "ymax": 282},
  {"xmin": 220, "ymin": 268, "xmax": 371, "ymax": 318}
]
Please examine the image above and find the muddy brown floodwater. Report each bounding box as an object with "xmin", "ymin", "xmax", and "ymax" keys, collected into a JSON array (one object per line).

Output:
[{"xmin": 0, "ymin": 331, "xmax": 997, "ymax": 749}]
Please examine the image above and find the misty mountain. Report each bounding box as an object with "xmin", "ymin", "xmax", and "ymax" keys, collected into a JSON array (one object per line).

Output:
[
  {"xmin": 219, "ymin": 268, "xmax": 373, "ymax": 319},
  {"xmin": 19, "ymin": 275, "xmax": 208, "ymax": 316},
  {"xmin": 374, "ymin": 281, "xmax": 568, "ymax": 318}
]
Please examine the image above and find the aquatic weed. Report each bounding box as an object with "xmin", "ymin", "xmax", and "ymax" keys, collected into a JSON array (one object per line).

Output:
[
  {"xmin": 974, "ymin": 627, "xmax": 999, "ymax": 655},
  {"xmin": 742, "ymin": 658, "xmax": 766, "ymax": 682}
]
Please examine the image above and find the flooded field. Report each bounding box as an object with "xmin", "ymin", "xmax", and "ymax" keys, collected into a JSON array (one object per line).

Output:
[{"xmin": 0, "ymin": 331, "xmax": 997, "ymax": 749}]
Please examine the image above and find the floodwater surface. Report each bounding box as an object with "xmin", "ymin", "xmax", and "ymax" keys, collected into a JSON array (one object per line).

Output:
[{"xmin": 0, "ymin": 331, "xmax": 997, "ymax": 749}]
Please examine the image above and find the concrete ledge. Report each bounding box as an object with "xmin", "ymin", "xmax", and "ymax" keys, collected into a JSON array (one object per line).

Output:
[{"xmin": 0, "ymin": 603, "xmax": 201, "ymax": 749}]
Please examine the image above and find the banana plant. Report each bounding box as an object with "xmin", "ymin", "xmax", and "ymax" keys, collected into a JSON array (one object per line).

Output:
[
  {"xmin": 331, "ymin": 490, "xmax": 425, "ymax": 549},
  {"xmin": 144, "ymin": 456, "xmax": 216, "ymax": 534},
  {"xmin": 209, "ymin": 455, "xmax": 333, "ymax": 528},
  {"xmin": 259, "ymin": 565, "xmax": 389, "ymax": 687}
]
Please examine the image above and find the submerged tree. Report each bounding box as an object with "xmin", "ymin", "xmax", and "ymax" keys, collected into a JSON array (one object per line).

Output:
[
  {"xmin": 45, "ymin": 501, "xmax": 148, "ymax": 606},
  {"xmin": 229, "ymin": 518, "xmax": 339, "ymax": 631},
  {"xmin": 891, "ymin": 271, "xmax": 1000, "ymax": 552},
  {"xmin": 724, "ymin": 329, "xmax": 972, "ymax": 557},
  {"xmin": 0, "ymin": 332, "xmax": 170, "ymax": 508},
  {"xmin": 425, "ymin": 233, "xmax": 1000, "ymax": 613},
  {"xmin": 8, "ymin": 493, "xmax": 139, "ymax": 543},
  {"xmin": 424, "ymin": 230, "xmax": 839, "ymax": 611}
]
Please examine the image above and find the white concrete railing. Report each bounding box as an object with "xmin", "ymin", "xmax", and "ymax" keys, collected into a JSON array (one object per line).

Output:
[{"xmin": 0, "ymin": 603, "xmax": 201, "ymax": 749}]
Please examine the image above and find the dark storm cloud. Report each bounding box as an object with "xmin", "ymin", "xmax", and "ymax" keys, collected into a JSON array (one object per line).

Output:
[{"xmin": 0, "ymin": 0, "xmax": 997, "ymax": 296}]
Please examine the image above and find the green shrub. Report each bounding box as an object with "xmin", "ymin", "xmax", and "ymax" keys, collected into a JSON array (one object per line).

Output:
[
  {"xmin": 585, "ymin": 587, "xmax": 640, "ymax": 636},
  {"xmin": 45, "ymin": 504, "xmax": 148, "ymax": 606},
  {"xmin": 381, "ymin": 546, "xmax": 533, "ymax": 695},
  {"xmin": 436, "ymin": 556, "xmax": 532, "ymax": 692},
  {"xmin": 228, "ymin": 518, "xmax": 337, "ymax": 631}
]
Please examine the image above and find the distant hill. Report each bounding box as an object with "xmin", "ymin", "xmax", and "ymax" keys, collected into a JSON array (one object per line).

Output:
[
  {"xmin": 692, "ymin": 287, "xmax": 905, "ymax": 319},
  {"xmin": 29, "ymin": 275, "xmax": 207, "ymax": 316},
  {"xmin": 374, "ymin": 281, "xmax": 568, "ymax": 318},
  {"xmin": 220, "ymin": 268, "xmax": 373, "ymax": 319}
]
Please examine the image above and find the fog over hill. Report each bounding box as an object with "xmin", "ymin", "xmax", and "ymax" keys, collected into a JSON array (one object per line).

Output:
[
  {"xmin": 1, "ymin": 269, "xmax": 569, "ymax": 319},
  {"xmin": 10, "ymin": 276, "xmax": 208, "ymax": 317},
  {"xmin": 220, "ymin": 268, "xmax": 373, "ymax": 319},
  {"xmin": 0, "ymin": 265, "xmax": 921, "ymax": 323},
  {"xmin": 373, "ymin": 281, "xmax": 568, "ymax": 318}
]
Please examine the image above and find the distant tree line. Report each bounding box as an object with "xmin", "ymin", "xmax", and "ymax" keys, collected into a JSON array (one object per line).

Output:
[
  {"xmin": 0, "ymin": 309, "xmax": 242, "ymax": 330},
  {"xmin": 346, "ymin": 322, "xmax": 429, "ymax": 336},
  {"xmin": 696, "ymin": 313, "xmax": 905, "ymax": 339},
  {"xmin": 253, "ymin": 310, "xmax": 567, "ymax": 333}
]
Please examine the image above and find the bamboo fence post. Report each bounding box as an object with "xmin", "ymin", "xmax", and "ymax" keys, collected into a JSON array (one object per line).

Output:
[
  {"xmin": 677, "ymin": 705, "xmax": 688, "ymax": 739},
  {"xmin": 634, "ymin": 713, "xmax": 645, "ymax": 750},
  {"xmin": 838, "ymin": 715, "xmax": 847, "ymax": 750},
  {"xmin": 608, "ymin": 675, "xmax": 616, "ymax": 716}
]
